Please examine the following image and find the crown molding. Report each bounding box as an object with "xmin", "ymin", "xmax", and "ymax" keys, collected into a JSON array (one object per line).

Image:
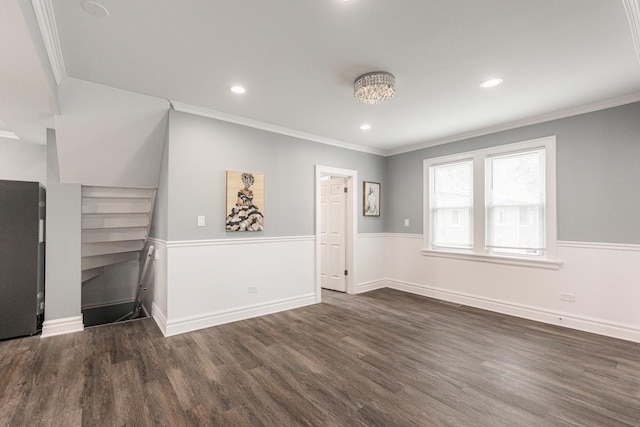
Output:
[
  {"xmin": 623, "ymin": 0, "xmax": 640, "ymax": 65},
  {"xmin": 31, "ymin": 0, "xmax": 67, "ymax": 84},
  {"xmin": 173, "ymin": 91, "xmax": 640, "ymax": 158},
  {"xmin": 170, "ymin": 101, "xmax": 386, "ymax": 157},
  {"xmin": 386, "ymin": 91, "xmax": 640, "ymax": 156}
]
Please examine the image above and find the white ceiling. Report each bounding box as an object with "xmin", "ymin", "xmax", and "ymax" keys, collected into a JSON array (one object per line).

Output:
[
  {"xmin": 3, "ymin": 0, "xmax": 640, "ymax": 153},
  {"xmin": 0, "ymin": 0, "xmax": 56, "ymax": 145}
]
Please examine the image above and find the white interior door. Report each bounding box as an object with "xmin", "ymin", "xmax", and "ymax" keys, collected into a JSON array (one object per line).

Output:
[{"xmin": 320, "ymin": 177, "xmax": 346, "ymax": 292}]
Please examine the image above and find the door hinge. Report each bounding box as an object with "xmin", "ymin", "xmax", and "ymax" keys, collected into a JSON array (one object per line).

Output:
[
  {"xmin": 344, "ymin": 187, "xmax": 348, "ymax": 193},
  {"xmin": 344, "ymin": 269, "xmax": 348, "ymax": 276}
]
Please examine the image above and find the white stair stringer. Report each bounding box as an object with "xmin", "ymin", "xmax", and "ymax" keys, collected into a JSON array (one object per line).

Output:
[{"xmin": 81, "ymin": 186, "xmax": 156, "ymax": 283}]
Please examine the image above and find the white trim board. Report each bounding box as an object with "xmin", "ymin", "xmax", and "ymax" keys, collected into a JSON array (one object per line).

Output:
[
  {"xmin": 175, "ymin": 94, "xmax": 640, "ymax": 158},
  {"xmin": 421, "ymin": 249, "xmax": 563, "ymax": 270},
  {"xmin": 383, "ymin": 279, "xmax": 640, "ymax": 343},
  {"xmin": 164, "ymin": 235, "xmax": 315, "ymax": 248},
  {"xmin": 356, "ymin": 279, "xmax": 388, "ymax": 294},
  {"xmin": 41, "ymin": 315, "xmax": 84, "ymax": 338},
  {"xmin": 31, "ymin": 0, "xmax": 67, "ymax": 84},
  {"xmin": 357, "ymin": 233, "xmax": 387, "ymax": 239},
  {"xmin": 557, "ymin": 241, "xmax": 640, "ymax": 252},
  {"xmin": 151, "ymin": 301, "xmax": 169, "ymax": 336},
  {"xmin": 159, "ymin": 294, "xmax": 315, "ymax": 337},
  {"xmin": 171, "ymin": 101, "xmax": 385, "ymax": 156},
  {"xmin": 623, "ymin": 0, "xmax": 640, "ymax": 65},
  {"xmin": 384, "ymin": 233, "xmax": 423, "ymax": 240}
]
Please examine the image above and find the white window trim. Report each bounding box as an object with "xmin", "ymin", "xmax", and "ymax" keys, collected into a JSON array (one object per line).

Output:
[{"xmin": 422, "ymin": 136, "xmax": 562, "ymax": 270}]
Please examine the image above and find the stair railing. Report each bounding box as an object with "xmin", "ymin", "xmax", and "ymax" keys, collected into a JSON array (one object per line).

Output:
[{"xmin": 116, "ymin": 244, "xmax": 155, "ymax": 322}]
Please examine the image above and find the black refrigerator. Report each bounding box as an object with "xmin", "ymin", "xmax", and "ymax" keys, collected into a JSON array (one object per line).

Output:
[{"xmin": 0, "ymin": 180, "xmax": 46, "ymax": 340}]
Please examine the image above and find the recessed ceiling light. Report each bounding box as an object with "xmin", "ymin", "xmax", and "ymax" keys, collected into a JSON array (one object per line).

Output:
[
  {"xmin": 230, "ymin": 86, "xmax": 246, "ymax": 94},
  {"xmin": 360, "ymin": 124, "xmax": 371, "ymax": 131},
  {"xmin": 479, "ymin": 78, "xmax": 503, "ymax": 88},
  {"xmin": 0, "ymin": 130, "xmax": 20, "ymax": 140},
  {"xmin": 81, "ymin": 1, "xmax": 109, "ymax": 17}
]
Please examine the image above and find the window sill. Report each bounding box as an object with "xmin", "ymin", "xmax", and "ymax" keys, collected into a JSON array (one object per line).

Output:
[{"xmin": 421, "ymin": 249, "xmax": 563, "ymax": 270}]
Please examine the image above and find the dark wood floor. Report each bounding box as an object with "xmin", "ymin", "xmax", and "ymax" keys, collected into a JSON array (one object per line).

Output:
[{"xmin": 1, "ymin": 288, "xmax": 639, "ymax": 426}]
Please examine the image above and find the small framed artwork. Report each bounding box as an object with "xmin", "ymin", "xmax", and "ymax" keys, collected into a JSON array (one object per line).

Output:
[
  {"xmin": 363, "ymin": 181, "xmax": 380, "ymax": 217},
  {"xmin": 226, "ymin": 171, "xmax": 264, "ymax": 231}
]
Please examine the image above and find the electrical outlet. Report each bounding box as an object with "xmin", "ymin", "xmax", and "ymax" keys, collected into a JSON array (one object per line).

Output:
[
  {"xmin": 197, "ymin": 215, "xmax": 205, "ymax": 227},
  {"xmin": 404, "ymin": 219, "xmax": 410, "ymax": 227},
  {"xmin": 248, "ymin": 286, "xmax": 258, "ymax": 294},
  {"xmin": 560, "ymin": 293, "xmax": 576, "ymax": 302}
]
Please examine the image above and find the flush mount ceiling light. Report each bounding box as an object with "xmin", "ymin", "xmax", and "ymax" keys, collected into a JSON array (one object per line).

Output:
[
  {"xmin": 81, "ymin": 0, "xmax": 109, "ymax": 17},
  {"xmin": 360, "ymin": 123, "xmax": 371, "ymax": 130},
  {"xmin": 479, "ymin": 78, "xmax": 503, "ymax": 88},
  {"xmin": 354, "ymin": 72, "xmax": 396, "ymax": 105},
  {"xmin": 230, "ymin": 86, "xmax": 246, "ymax": 94}
]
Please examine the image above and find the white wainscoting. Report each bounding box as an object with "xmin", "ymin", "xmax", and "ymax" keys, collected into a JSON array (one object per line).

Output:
[
  {"xmin": 150, "ymin": 236, "xmax": 316, "ymax": 336},
  {"xmin": 149, "ymin": 233, "xmax": 640, "ymax": 342},
  {"xmin": 355, "ymin": 233, "xmax": 388, "ymax": 293},
  {"xmin": 149, "ymin": 238, "xmax": 168, "ymax": 327},
  {"xmin": 376, "ymin": 234, "xmax": 640, "ymax": 343}
]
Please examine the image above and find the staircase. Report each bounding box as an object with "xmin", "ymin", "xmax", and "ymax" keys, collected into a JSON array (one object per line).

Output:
[{"xmin": 81, "ymin": 186, "xmax": 156, "ymax": 283}]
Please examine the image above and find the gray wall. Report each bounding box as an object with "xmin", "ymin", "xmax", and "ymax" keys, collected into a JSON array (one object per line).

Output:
[
  {"xmin": 150, "ymin": 117, "xmax": 170, "ymax": 240},
  {"xmin": 386, "ymin": 101, "xmax": 640, "ymax": 244},
  {"xmin": 155, "ymin": 110, "xmax": 386, "ymax": 241},
  {"xmin": 0, "ymin": 139, "xmax": 46, "ymax": 184},
  {"xmin": 45, "ymin": 129, "xmax": 82, "ymax": 320}
]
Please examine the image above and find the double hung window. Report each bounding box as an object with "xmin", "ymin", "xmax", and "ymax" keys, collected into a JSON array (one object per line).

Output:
[
  {"xmin": 486, "ymin": 149, "xmax": 545, "ymax": 256},
  {"xmin": 431, "ymin": 160, "xmax": 473, "ymax": 250},
  {"xmin": 424, "ymin": 136, "xmax": 558, "ymax": 268}
]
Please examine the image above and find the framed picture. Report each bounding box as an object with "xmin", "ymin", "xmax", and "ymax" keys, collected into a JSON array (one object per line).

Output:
[
  {"xmin": 363, "ymin": 181, "xmax": 380, "ymax": 217},
  {"xmin": 226, "ymin": 171, "xmax": 264, "ymax": 231}
]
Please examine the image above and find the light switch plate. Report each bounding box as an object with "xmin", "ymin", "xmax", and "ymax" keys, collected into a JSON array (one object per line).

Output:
[{"xmin": 197, "ymin": 215, "xmax": 205, "ymax": 227}]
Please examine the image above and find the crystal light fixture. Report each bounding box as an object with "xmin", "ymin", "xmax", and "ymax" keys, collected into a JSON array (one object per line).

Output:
[{"xmin": 354, "ymin": 72, "xmax": 396, "ymax": 105}]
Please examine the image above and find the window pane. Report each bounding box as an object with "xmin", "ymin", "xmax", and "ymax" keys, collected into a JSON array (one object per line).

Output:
[
  {"xmin": 490, "ymin": 151, "xmax": 543, "ymax": 205},
  {"xmin": 487, "ymin": 150, "xmax": 545, "ymax": 255},
  {"xmin": 431, "ymin": 161, "xmax": 472, "ymax": 248},
  {"xmin": 488, "ymin": 206, "xmax": 544, "ymax": 254},
  {"xmin": 433, "ymin": 207, "xmax": 472, "ymax": 248}
]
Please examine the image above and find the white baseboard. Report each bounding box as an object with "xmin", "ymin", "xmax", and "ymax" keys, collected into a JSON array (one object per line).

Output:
[
  {"xmin": 41, "ymin": 315, "xmax": 84, "ymax": 338},
  {"xmin": 151, "ymin": 301, "xmax": 168, "ymax": 336},
  {"xmin": 385, "ymin": 279, "xmax": 640, "ymax": 343},
  {"xmin": 356, "ymin": 279, "xmax": 389, "ymax": 294},
  {"xmin": 160, "ymin": 294, "xmax": 317, "ymax": 337}
]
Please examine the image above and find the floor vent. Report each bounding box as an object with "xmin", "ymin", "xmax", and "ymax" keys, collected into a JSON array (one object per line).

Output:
[{"xmin": 439, "ymin": 300, "xmax": 462, "ymax": 308}]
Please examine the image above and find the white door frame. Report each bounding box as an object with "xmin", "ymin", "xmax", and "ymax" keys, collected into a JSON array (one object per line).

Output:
[{"xmin": 315, "ymin": 165, "xmax": 357, "ymax": 302}]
